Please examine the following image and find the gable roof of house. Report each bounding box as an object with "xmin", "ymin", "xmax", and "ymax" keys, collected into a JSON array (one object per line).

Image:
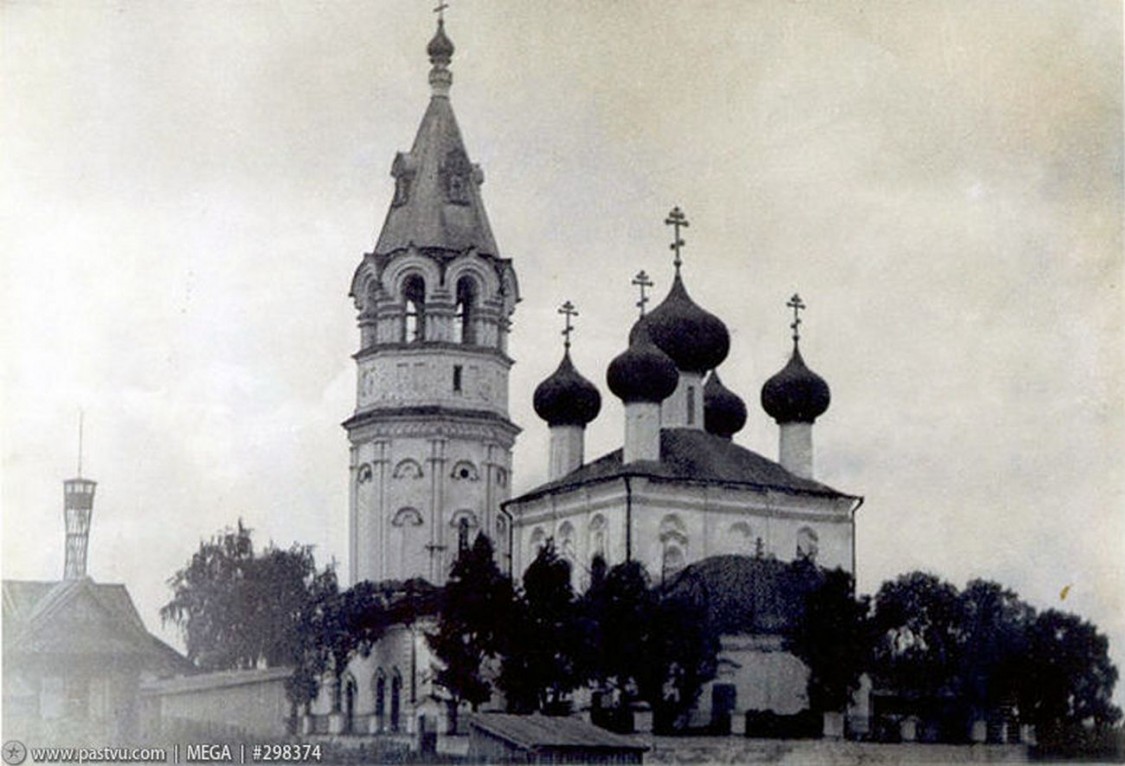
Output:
[{"xmin": 2, "ymin": 577, "xmax": 191, "ymax": 675}]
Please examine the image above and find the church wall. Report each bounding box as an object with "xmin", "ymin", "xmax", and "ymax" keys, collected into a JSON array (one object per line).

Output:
[
  {"xmin": 705, "ymin": 635, "xmax": 810, "ymax": 718},
  {"xmin": 508, "ymin": 478, "xmax": 854, "ymax": 590}
]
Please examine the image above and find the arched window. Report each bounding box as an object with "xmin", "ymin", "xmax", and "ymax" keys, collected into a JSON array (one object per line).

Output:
[
  {"xmin": 373, "ymin": 670, "xmax": 386, "ymax": 732},
  {"xmin": 390, "ymin": 670, "xmax": 402, "ymax": 732},
  {"xmin": 662, "ymin": 544, "xmax": 685, "ymax": 581},
  {"xmin": 342, "ymin": 672, "xmax": 357, "ymax": 734},
  {"xmin": 530, "ymin": 527, "xmax": 546, "ymax": 556},
  {"xmin": 796, "ymin": 526, "xmax": 819, "ymax": 562},
  {"xmin": 659, "ymin": 515, "xmax": 688, "ymax": 581},
  {"xmin": 588, "ymin": 515, "xmax": 607, "ymax": 564},
  {"xmin": 558, "ymin": 521, "xmax": 575, "ymax": 563},
  {"xmin": 453, "ymin": 277, "xmax": 477, "ymax": 344},
  {"xmin": 402, "ymin": 275, "xmax": 426, "ymax": 343},
  {"xmin": 450, "ymin": 511, "xmax": 479, "ymax": 554},
  {"xmin": 730, "ymin": 521, "xmax": 753, "ymax": 554}
]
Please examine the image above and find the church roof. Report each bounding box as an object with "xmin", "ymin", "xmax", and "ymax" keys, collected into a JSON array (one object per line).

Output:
[
  {"xmin": 372, "ymin": 23, "xmax": 500, "ymax": 258},
  {"xmin": 2, "ymin": 578, "xmax": 190, "ymax": 673},
  {"xmin": 507, "ymin": 428, "xmax": 854, "ymax": 504}
]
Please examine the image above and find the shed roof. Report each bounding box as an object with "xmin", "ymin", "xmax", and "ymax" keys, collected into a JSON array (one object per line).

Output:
[{"xmin": 467, "ymin": 714, "xmax": 647, "ymax": 752}]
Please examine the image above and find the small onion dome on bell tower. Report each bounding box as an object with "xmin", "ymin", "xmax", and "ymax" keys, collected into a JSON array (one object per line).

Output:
[
  {"xmin": 761, "ymin": 294, "xmax": 831, "ymax": 424},
  {"xmin": 427, "ymin": 18, "xmax": 455, "ymax": 65},
  {"xmin": 704, "ymin": 371, "xmax": 747, "ymax": 438},
  {"xmin": 607, "ymin": 322, "xmax": 679, "ymax": 404},
  {"xmin": 534, "ymin": 352, "xmax": 602, "ymax": 427}
]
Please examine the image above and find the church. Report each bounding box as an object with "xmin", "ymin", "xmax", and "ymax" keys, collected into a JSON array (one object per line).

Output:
[{"xmin": 309, "ymin": 14, "xmax": 861, "ymax": 736}]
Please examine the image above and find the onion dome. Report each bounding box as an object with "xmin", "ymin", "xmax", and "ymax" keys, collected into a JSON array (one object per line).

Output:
[
  {"xmin": 643, "ymin": 276, "xmax": 730, "ymax": 374},
  {"xmin": 760, "ymin": 347, "xmax": 831, "ymax": 424},
  {"xmin": 607, "ymin": 323, "xmax": 679, "ymax": 404},
  {"xmin": 533, "ymin": 352, "xmax": 602, "ymax": 427},
  {"xmin": 427, "ymin": 19, "xmax": 455, "ymax": 65},
  {"xmin": 704, "ymin": 371, "xmax": 747, "ymax": 439}
]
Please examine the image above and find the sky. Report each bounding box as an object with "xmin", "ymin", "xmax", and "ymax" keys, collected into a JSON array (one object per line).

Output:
[{"xmin": 2, "ymin": 0, "xmax": 1122, "ymax": 700}]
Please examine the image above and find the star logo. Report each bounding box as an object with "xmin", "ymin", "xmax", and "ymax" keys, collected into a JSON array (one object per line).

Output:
[{"xmin": 2, "ymin": 741, "xmax": 27, "ymax": 766}]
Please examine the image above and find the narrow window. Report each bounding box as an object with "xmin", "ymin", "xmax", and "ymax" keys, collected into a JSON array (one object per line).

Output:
[
  {"xmin": 454, "ymin": 277, "xmax": 477, "ymax": 344},
  {"xmin": 458, "ymin": 517, "xmax": 471, "ymax": 552},
  {"xmin": 687, "ymin": 386, "xmax": 696, "ymax": 425},
  {"xmin": 453, "ymin": 365, "xmax": 462, "ymax": 393},
  {"xmin": 402, "ymin": 275, "xmax": 426, "ymax": 343}
]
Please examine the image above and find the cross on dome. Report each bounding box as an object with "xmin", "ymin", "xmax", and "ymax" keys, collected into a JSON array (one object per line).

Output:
[
  {"xmin": 664, "ymin": 206, "xmax": 689, "ymax": 276},
  {"xmin": 433, "ymin": 1, "xmax": 449, "ymax": 21},
  {"xmin": 558, "ymin": 300, "xmax": 578, "ymax": 350},
  {"xmin": 787, "ymin": 293, "xmax": 806, "ymax": 344},
  {"xmin": 632, "ymin": 270, "xmax": 654, "ymax": 317}
]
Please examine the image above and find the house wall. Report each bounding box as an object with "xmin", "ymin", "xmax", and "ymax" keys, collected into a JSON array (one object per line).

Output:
[{"xmin": 142, "ymin": 668, "xmax": 291, "ymax": 740}]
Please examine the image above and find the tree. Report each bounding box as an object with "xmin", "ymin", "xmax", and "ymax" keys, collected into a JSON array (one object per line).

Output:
[
  {"xmin": 789, "ymin": 567, "xmax": 872, "ymax": 714},
  {"xmin": 1020, "ymin": 609, "xmax": 1121, "ymax": 729},
  {"xmin": 581, "ymin": 559, "xmax": 718, "ymax": 733},
  {"xmin": 640, "ymin": 592, "xmax": 720, "ymax": 732},
  {"xmin": 499, "ymin": 541, "xmax": 582, "ymax": 714},
  {"xmin": 161, "ymin": 520, "xmax": 323, "ymax": 671},
  {"xmin": 428, "ymin": 534, "xmax": 514, "ymax": 729},
  {"xmin": 871, "ymin": 571, "xmax": 961, "ymax": 701},
  {"xmin": 954, "ymin": 579, "xmax": 1035, "ymax": 725}
]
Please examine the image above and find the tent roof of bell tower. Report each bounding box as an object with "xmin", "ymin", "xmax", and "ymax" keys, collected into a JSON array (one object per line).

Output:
[{"xmin": 373, "ymin": 20, "xmax": 500, "ymax": 259}]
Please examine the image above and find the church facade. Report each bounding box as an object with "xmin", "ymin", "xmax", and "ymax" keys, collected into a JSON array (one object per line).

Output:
[{"xmin": 317, "ymin": 15, "xmax": 861, "ymax": 735}]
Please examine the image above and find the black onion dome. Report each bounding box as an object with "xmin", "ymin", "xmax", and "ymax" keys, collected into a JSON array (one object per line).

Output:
[
  {"xmin": 704, "ymin": 371, "xmax": 747, "ymax": 438},
  {"xmin": 760, "ymin": 347, "xmax": 831, "ymax": 424},
  {"xmin": 643, "ymin": 276, "xmax": 730, "ymax": 373},
  {"xmin": 427, "ymin": 20, "xmax": 455, "ymax": 63},
  {"xmin": 533, "ymin": 352, "xmax": 602, "ymax": 427},
  {"xmin": 607, "ymin": 323, "xmax": 679, "ymax": 404}
]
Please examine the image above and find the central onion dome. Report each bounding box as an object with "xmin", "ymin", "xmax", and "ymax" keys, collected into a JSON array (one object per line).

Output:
[
  {"xmin": 534, "ymin": 352, "xmax": 602, "ymax": 427},
  {"xmin": 608, "ymin": 322, "xmax": 679, "ymax": 404},
  {"xmin": 761, "ymin": 347, "xmax": 831, "ymax": 424},
  {"xmin": 641, "ymin": 276, "xmax": 730, "ymax": 374},
  {"xmin": 704, "ymin": 371, "xmax": 747, "ymax": 439}
]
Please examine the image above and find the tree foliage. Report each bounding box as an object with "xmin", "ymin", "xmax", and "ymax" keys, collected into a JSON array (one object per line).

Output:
[
  {"xmin": 499, "ymin": 541, "xmax": 582, "ymax": 714},
  {"xmin": 580, "ymin": 559, "xmax": 719, "ymax": 733},
  {"xmin": 871, "ymin": 571, "xmax": 962, "ymax": 700},
  {"xmin": 428, "ymin": 534, "xmax": 514, "ymax": 722},
  {"xmin": 161, "ymin": 520, "xmax": 324, "ymax": 672},
  {"xmin": 1020, "ymin": 609, "xmax": 1121, "ymax": 728},
  {"xmin": 788, "ymin": 566, "xmax": 872, "ymax": 713}
]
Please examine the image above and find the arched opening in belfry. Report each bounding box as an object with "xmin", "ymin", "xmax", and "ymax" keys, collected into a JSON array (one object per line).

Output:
[
  {"xmin": 454, "ymin": 277, "xmax": 477, "ymax": 344},
  {"xmin": 402, "ymin": 275, "xmax": 426, "ymax": 343}
]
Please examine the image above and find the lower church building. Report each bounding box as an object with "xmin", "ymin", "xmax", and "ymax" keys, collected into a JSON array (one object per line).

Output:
[{"xmin": 306, "ymin": 14, "xmax": 861, "ymax": 737}]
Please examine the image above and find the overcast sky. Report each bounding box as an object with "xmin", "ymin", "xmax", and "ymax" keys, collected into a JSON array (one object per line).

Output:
[{"xmin": 3, "ymin": 0, "xmax": 1122, "ymax": 698}]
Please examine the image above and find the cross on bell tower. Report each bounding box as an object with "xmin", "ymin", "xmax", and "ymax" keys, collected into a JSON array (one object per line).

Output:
[{"xmin": 665, "ymin": 206, "xmax": 689, "ymax": 276}]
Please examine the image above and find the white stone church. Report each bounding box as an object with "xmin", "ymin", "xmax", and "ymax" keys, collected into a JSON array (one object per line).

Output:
[{"xmin": 308, "ymin": 16, "xmax": 862, "ymax": 736}]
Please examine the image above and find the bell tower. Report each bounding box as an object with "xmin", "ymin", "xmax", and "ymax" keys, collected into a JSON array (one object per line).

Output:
[{"xmin": 344, "ymin": 17, "xmax": 519, "ymax": 585}]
